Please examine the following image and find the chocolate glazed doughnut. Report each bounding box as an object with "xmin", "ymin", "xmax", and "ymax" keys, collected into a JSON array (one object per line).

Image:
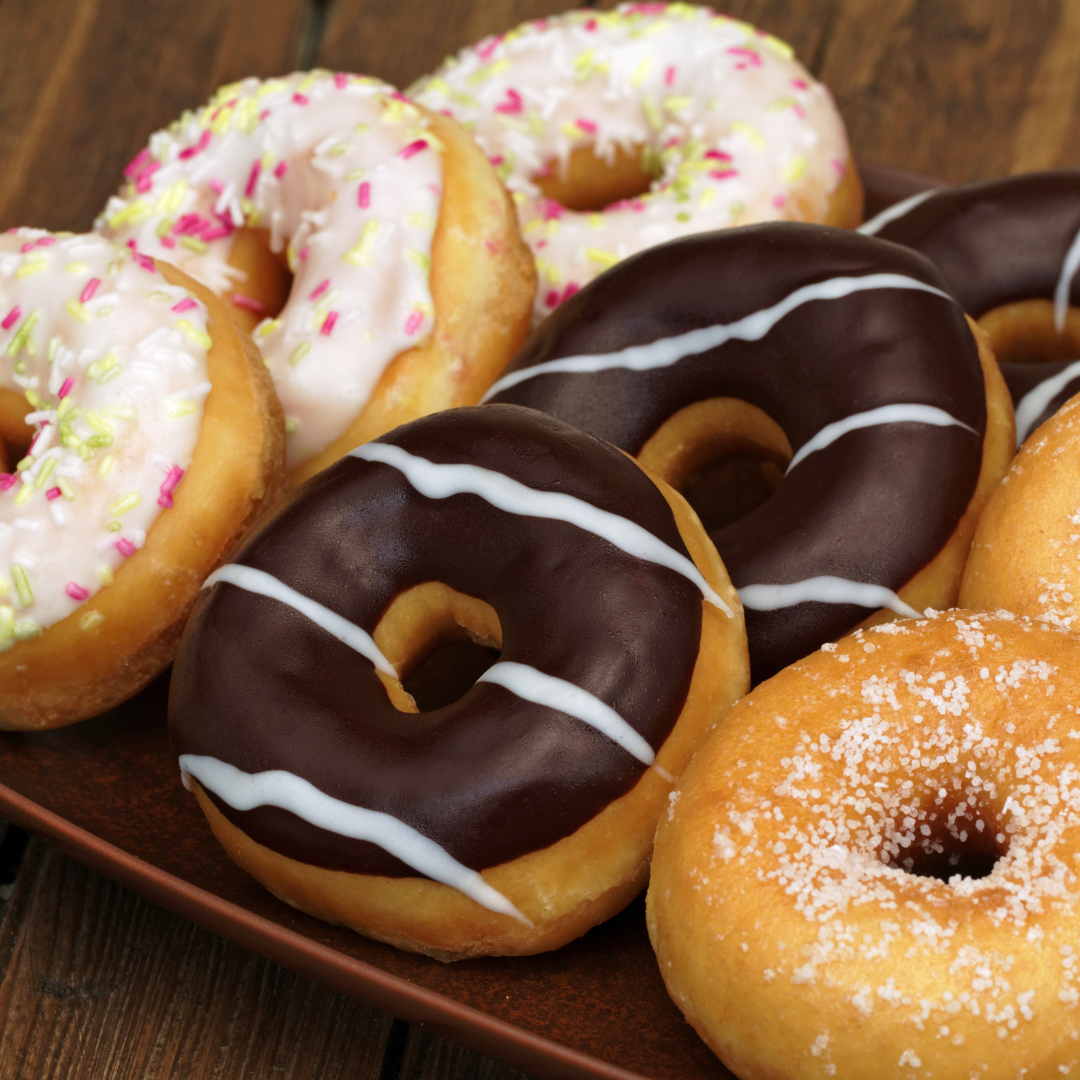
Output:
[
  {"xmin": 861, "ymin": 171, "xmax": 1080, "ymax": 444},
  {"xmin": 486, "ymin": 223, "xmax": 1013, "ymax": 682},
  {"xmin": 169, "ymin": 404, "xmax": 748, "ymax": 958}
]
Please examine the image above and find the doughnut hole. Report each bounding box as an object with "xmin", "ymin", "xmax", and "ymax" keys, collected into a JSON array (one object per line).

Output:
[
  {"xmin": 533, "ymin": 143, "xmax": 659, "ymax": 212},
  {"xmin": 223, "ymin": 227, "xmax": 293, "ymax": 334},
  {"xmin": 372, "ymin": 582, "xmax": 502, "ymax": 713},
  {"xmin": 977, "ymin": 298, "xmax": 1080, "ymax": 365},
  {"xmin": 637, "ymin": 398, "xmax": 792, "ymax": 532}
]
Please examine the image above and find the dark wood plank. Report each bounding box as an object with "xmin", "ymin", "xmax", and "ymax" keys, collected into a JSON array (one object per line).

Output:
[
  {"xmin": 0, "ymin": 841, "xmax": 395, "ymax": 1080},
  {"xmin": 0, "ymin": 0, "xmax": 310, "ymax": 234},
  {"xmin": 398, "ymin": 1023, "xmax": 535, "ymax": 1080}
]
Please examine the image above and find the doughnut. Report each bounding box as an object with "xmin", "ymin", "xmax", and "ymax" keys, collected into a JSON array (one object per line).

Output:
[
  {"xmin": 168, "ymin": 404, "xmax": 749, "ymax": 959},
  {"xmin": 0, "ymin": 228, "xmax": 283, "ymax": 730},
  {"xmin": 860, "ymin": 170, "xmax": 1080, "ymax": 445},
  {"xmin": 486, "ymin": 222, "xmax": 1014, "ymax": 681},
  {"xmin": 411, "ymin": 3, "xmax": 862, "ymax": 323},
  {"xmin": 96, "ymin": 71, "xmax": 536, "ymax": 483},
  {"xmin": 648, "ymin": 609, "xmax": 1080, "ymax": 1080}
]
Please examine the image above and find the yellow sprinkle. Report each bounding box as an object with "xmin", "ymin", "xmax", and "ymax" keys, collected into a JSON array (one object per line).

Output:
[
  {"xmin": 16, "ymin": 260, "xmax": 48, "ymax": 278},
  {"xmin": 404, "ymin": 213, "xmax": 434, "ymax": 229},
  {"xmin": 97, "ymin": 566, "xmax": 113, "ymax": 586},
  {"xmin": 12, "ymin": 566, "xmax": 32, "ymax": 607},
  {"xmin": 48, "ymin": 337, "xmax": 61, "ymax": 362},
  {"xmin": 664, "ymin": 95, "xmax": 693, "ymax": 114},
  {"xmin": 286, "ymin": 243, "xmax": 299, "ymax": 274},
  {"xmin": 344, "ymin": 220, "xmax": 380, "ymax": 266},
  {"xmin": 642, "ymin": 97, "xmax": 662, "ymax": 131},
  {"xmin": 406, "ymin": 249, "xmax": 431, "ymax": 272},
  {"xmin": 176, "ymin": 319, "xmax": 212, "ymax": 349},
  {"xmin": 180, "ymin": 235, "xmax": 209, "ymax": 254},
  {"xmin": 57, "ymin": 478, "xmax": 76, "ymax": 501},
  {"xmin": 763, "ymin": 33, "xmax": 794, "ymax": 59},
  {"xmin": 86, "ymin": 411, "xmax": 114, "ymax": 435},
  {"xmin": 588, "ymin": 213, "xmax": 604, "ymax": 230},
  {"xmin": 24, "ymin": 389, "xmax": 39, "ymax": 408},
  {"xmin": 585, "ymin": 248, "xmax": 620, "ymax": 270},
  {"xmin": 85, "ymin": 434, "xmax": 113, "ymax": 449},
  {"xmin": 66, "ymin": 298, "xmax": 91, "ymax": 323},
  {"xmin": 110, "ymin": 492, "xmax": 142, "ymax": 515},
  {"xmin": 107, "ymin": 520, "xmax": 121, "ymax": 532},
  {"xmin": 0, "ymin": 578, "xmax": 7, "ymax": 597},
  {"xmin": 155, "ymin": 179, "xmax": 188, "ymax": 215},
  {"xmin": 561, "ymin": 121, "xmax": 584, "ymax": 140},
  {"xmin": 330, "ymin": 142, "xmax": 350, "ymax": 156},
  {"xmin": 353, "ymin": 122, "xmax": 370, "ymax": 134},
  {"xmin": 98, "ymin": 455, "xmax": 115, "ymax": 478},
  {"xmin": 0, "ymin": 606, "xmax": 13, "ymax": 650},
  {"xmin": 96, "ymin": 306, "xmax": 114, "ymax": 319},
  {"xmin": 289, "ymin": 342, "xmax": 312, "ymax": 367},
  {"xmin": 732, "ymin": 120, "xmax": 766, "ymax": 151},
  {"xmin": 80, "ymin": 610, "xmax": 105, "ymax": 630},
  {"xmin": 256, "ymin": 318, "xmax": 282, "ymax": 339},
  {"xmin": 156, "ymin": 218, "xmax": 175, "ymax": 239},
  {"xmin": 149, "ymin": 291, "xmax": 173, "ymax": 303},
  {"xmin": 66, "ymin": 262, "xmax": 88, "ymax": 274},
  {"xmin": 15, "ymin": 455, "xmax": 33, "ymax": 473},
  {"xmin": 768, "ymin": 96, "xmax": 797, "ymax": 113},
  {"xmin": 345, "ymin": 168, "xmax": 365, "ymax": 182},
  {"xmin": 782, "ymin": 155, "xmax": 807, "ymax": 182},
  {"xmin": 700, "ymin": 187, "xmax": 716, "ymax": 208},
  {"xmin": 101, "ymin": 405, "xmax": 136, "ymax": 421},
  {"xmin": 165, "ymin": 399, "xmax": 198, "ymax": 419},
  {"xmin": 449, "ymin": 90, "xmax": 479, "ymax": 109},
  {"xmin": 13, "ymin": 360, "xmax": 26, "ymax": 375},
  {"xmin": 13, "ymin": 620, "xmax": 43, "ymax": 642},
  {"xmin": 14, "ymin": 484, "xmax": 31, "ymax": 505},
  {"xmin": 58, "ymin": 398, "xmax": 76, "ymax": 420},
  {"xmin": 6, "ymin": 311, "xmax": 39, "ymax": 357},
  {"xmin": 107, "ymin": 199, "xmax": 151, "ymax": 228},
  {"xmin": 33, "ymin": 456, "xmax": 57, "ymax": 489},
  {"xmin": 632, "ymin": 58, "xmax": 654, "ymax": 88},
  {"xmin": 284, "ymin": 418, "xmax": 299, "ymax": 434}
]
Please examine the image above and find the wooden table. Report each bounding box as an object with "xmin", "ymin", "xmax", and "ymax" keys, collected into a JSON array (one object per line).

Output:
[{"xmin": 1, "ymin": 1, "xmax": 1079, "ymax": 1076}]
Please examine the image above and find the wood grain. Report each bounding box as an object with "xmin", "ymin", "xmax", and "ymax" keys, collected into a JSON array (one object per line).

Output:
[
  {"xmin": 0, "ymin": 0, "xmax": 309, "ymax": 234},
  {"xmin": 0, "ymin": 841, "xmax": 395, "ymax": 1080}
]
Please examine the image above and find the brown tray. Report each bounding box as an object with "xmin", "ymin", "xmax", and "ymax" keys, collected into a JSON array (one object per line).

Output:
[{"xmin": 0, "ymin": 162, "xmax": 941, "ymax": 1080}]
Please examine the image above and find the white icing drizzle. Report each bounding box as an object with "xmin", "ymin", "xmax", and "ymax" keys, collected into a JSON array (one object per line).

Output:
[
  {"xmin": 482, "ymin": 273, "xmax": 953, "ymax": 400},
  {"xmin": 179, "ymin": 754, "xmax": 531, "ymax": 924},
  {"xmin": 1054, "ymin": 223, "xmax": 1080, "ymax": 333},
  {"xmin": 738, "ymin": 576, "xmax": 922, "ymax": 619},
  {"xmin": 855, "ymin": 189, "xmax": 937, "ymax": 236},
  {"xmin": 1014, "ymin": 358, "xmax": 1080, "ymax": 446},
  {"xmin": 204, "ymin": 563, "xmax": 396, "ymax": 676},
  {"xmin": 786, "ymin": 403, "xmax": 977, "ymax": 473},
  {"xmin": 478, "ymin": 660, "xmax": 655, "ymax": 766},
  {"xmin": 351, "ymin": 442, "xmax": 732, "ymax": 615}
]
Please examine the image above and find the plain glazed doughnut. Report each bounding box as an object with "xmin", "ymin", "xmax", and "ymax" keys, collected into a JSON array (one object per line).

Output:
[
  {"xmin": 487, "ymin": 222, "xmax": 1014, "ymax": 681},
  {"xmin": 168, "ymin": 404, "xmax": 749, "ymax": 959},
  {"xmin": 97, "ymin": 71, "xmax": 536, "ymax": 482},
  {"xmin": 861, "ymin": 171, "xmax": 1080, "ymax": 444},
  {"xmin": 0, "ymin": 229, "xmax": 283, "ymax": 729},
  {"xmin": 649, "ymin": 609, "xmax": 1080, "ymax": 1080},
  {"xmin": 412, "ymin": 3, "xmax": 862, "ymax": 323}
]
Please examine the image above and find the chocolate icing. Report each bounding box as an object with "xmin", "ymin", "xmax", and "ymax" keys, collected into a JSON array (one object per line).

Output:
[
  {"xmin": 488, "ymin": 223, "xmax": 986, "ymax": 681},
  {"xmin": 168, "ymin": 406, "xmax": 703, "ymax": 877},
  {"xmin": 870, "ymin": 172, "xmax": 1080, "ymax": 438}
]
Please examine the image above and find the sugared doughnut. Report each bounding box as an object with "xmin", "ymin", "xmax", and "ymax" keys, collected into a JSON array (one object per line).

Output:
[
  {"xmin": 487, "ymin": 223, "xmax": 1014, "ymax": 681},
  {"xmin": 0, "ymin": 229, "xmax": 283, "ymax": 729},
  {"xmin": 861, "ymin": 171, "xmax": 1080, "ymax": 444},
  {"xmin": 96, "ymin": 71, "xmax": 535, "ymax": 483},
  {"xmin": 649, "ymin": 609, "xmax": 1080, "ymax": 1080},
  {"xmin": 411, "ymin": 3, "xmax": 862, "ymax": 323},
  {"xmin": 168, "ymin": 405, "xmax": 749, "ymax": 959}
]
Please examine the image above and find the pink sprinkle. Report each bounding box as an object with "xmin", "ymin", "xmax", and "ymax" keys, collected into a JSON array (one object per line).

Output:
[
  {"xmin": 399, "ymin": 139, "xmax": 428, "ymax": 159},
  {"xmin": 260, "ymin": 109, "xmax": 271, "ymax": 121},
  {"xmin": 244, "ymin": 160, "xmax": 262, "ymax": 199},
  {"xmin": 321, "ymin": 311, "xmax": 338, "ymax": 336},
  {"xmin": 174, "ymin": 213, "xmax": 202, "ymax": 235},
  {"xmin": 116, "ymin": 538, "xmax": 137, "ymax": 558},
  {"xmin": 728, "ymin": 46, "xmax": 762, "ymax": 69},
  {"xmin": 80, "ymin": 279, "xmax": 101, "ymax": 304},
  {"xmin": 20, "ymin": 242, "xmax": 35, "ymax": 254},
  {"xmin": 334, "ymin": 72, "xmax": 348, "ymax": 89},
  {"xmin": 665, "ymin": 65, "xmax": 677, "ymax": 87},
  {"xmin": 710, "ymin": 168, "xmax": 739, "ymax": 180},
  {"xmin": 161, "ymin": 236, "xmax": 176, "ymax": 249},
  {"xmin": 705, "ymin": 149, "xmax": 732, "ymax": 161},
  {"xmin": 46, "ymin": 487, "xmax": 61, "ymax": 501},
  {"xmin": 125, "ymin": 241, "xmax": 155, "ymax": 272},
  {"xmin": 403, "ymin": 309, "xmax": 423, "ymax": 336},
  {"xmin": 540, "ymin": 198, "xmax": 564, "ymax": 221},
  {"xmin": 158, "ymin": 465, "xmax": 185, "ymax": 509},
  {"xmin": 390, "ymin": 91, "xmax": 412, "ymax": 103},
  {"xmin": 357, "ymin": 181, "xmax": 370, "ymax": 209},
  {"xmin": 476, "ymin": 35, "xmax": 503, "ymax": 62},
  {"xmin": 36, "ymin": 237, "xmax": 55, "ymax": 247},
  {"xmin": 831, "ymin": 156, "xmax": 847, "ymax": 175},
  {"xmin": 561, "ymin": 283, "xmax": 579, "ymax": 304},
  {"xmin": 485, "ymin": 240, "xmax": 497, "ymax": 253},
  {"xmin": 66, "ymin": 583, "xmax": 90, "ymax": 602},
  {"xmin": 172, "ymin": 298, "xmax": 197, "ymax": 314},
  {"xmin": 792, "ymin": 103, "xmax": 806, "ymax": 120},
  {"xmin": 624, "ymin": 2, "xmax": 667, "ymax": 11},
  {"xmin": 495, "ymin": 89, "xmax": 523, "ymax": 115},
  {"xmin": 544, "ymin": 289, "xmax": 559, "ymax": 309},
  {"xmin": 299, "ymin": 247, "xmax": 309, "ymax": 262},
  {"xmin": 292, "ymin": 93, "xmax": 309, "ymax": 106},
  {"xmin": 2, "ymin": 306, "xmax": 21, "ymax": 331},
  {"xmin": 231, "ymin": 293, "xmax": 265, "ymax": 314},
  {"xmin": 585, "ymin": 17, "xmax": 597, "ymax": 30},
  {"xmin": 209, "ymin": 179, "xmax": 225, "ymax": 194},
  {"xmin": 123, "ymin": 147, "xmax": 152, "ymax": 178},
  {"xmin": 200, "ymin": 225, "xmax": 232, "ymax": 242},
  {"xmin": 178, "ymin": 130, "xmax": 211, "ymax": 160},
  {"xmin": 575, "ymin": 118, "xmax": 598, "ymax": 135},
  {"xmin": 309, "ymin": 279, "xmax": 330, "ymax": 301},
  {"xmin": 489, "ymin": 155, "xmax": 504, "ymax": 167},
  {"xmin": 58, "ymin": 377, "xmax": 74, "ymax": 399},
  {"xmin": 772, "ymin": 193, "xmax": 787, "ymax": 208},
  {"xmin": 274, "ymin": 161, "xmax": 288, "ymax": 179},
  {"xmin": 791, "ymin": 78, "xmax": 810, "ymax": 91},
  {"xmin": 0, "ymin": 475, "xmax": 17, "ymax": 492},
  {"xmin": 135, "ymin": 161, "xmax": 161, "ymax": 193}
]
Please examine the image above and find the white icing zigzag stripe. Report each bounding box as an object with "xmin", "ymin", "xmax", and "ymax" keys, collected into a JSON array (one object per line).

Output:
[
  {"xmin": 1015, "ymin": 358, "xmax": 1080, "ymax": 446},
  {"xmin": 786, "ymin": 403, "xmax": 978, "ymax": 473},
  {"xmin": 739, "ymin": 576, "xmax": 922, "ymax": 619},
  {"xmin": 204, "ymin": 563, "xmax": 397, "ymax": 677},
  {"xmin": 1054, "ymin": 224, "xmax": 1080, "ymax": 333},
  {"xmin": 856, "ymin": 189, "xmax": 937, "ymax": 236},
  {"xmin": 481, "ymin": 273, "xmax": 953, "ymax": 401},
  {"xmin": 179, "ymin": 754, "xmax": 531, "ymax": 925},
  {"xmin": 352, "ymin": 442, "xmax": 732, "ymax": 616},
  {"xmin": 478, "ymin": 661, "xmax": 656, "ymax": 767}
]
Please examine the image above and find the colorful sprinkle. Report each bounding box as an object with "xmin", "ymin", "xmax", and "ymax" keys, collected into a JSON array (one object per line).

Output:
[{"xmin": 65, "ymin": 582, "xmax": 90, "ymax": 602}]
